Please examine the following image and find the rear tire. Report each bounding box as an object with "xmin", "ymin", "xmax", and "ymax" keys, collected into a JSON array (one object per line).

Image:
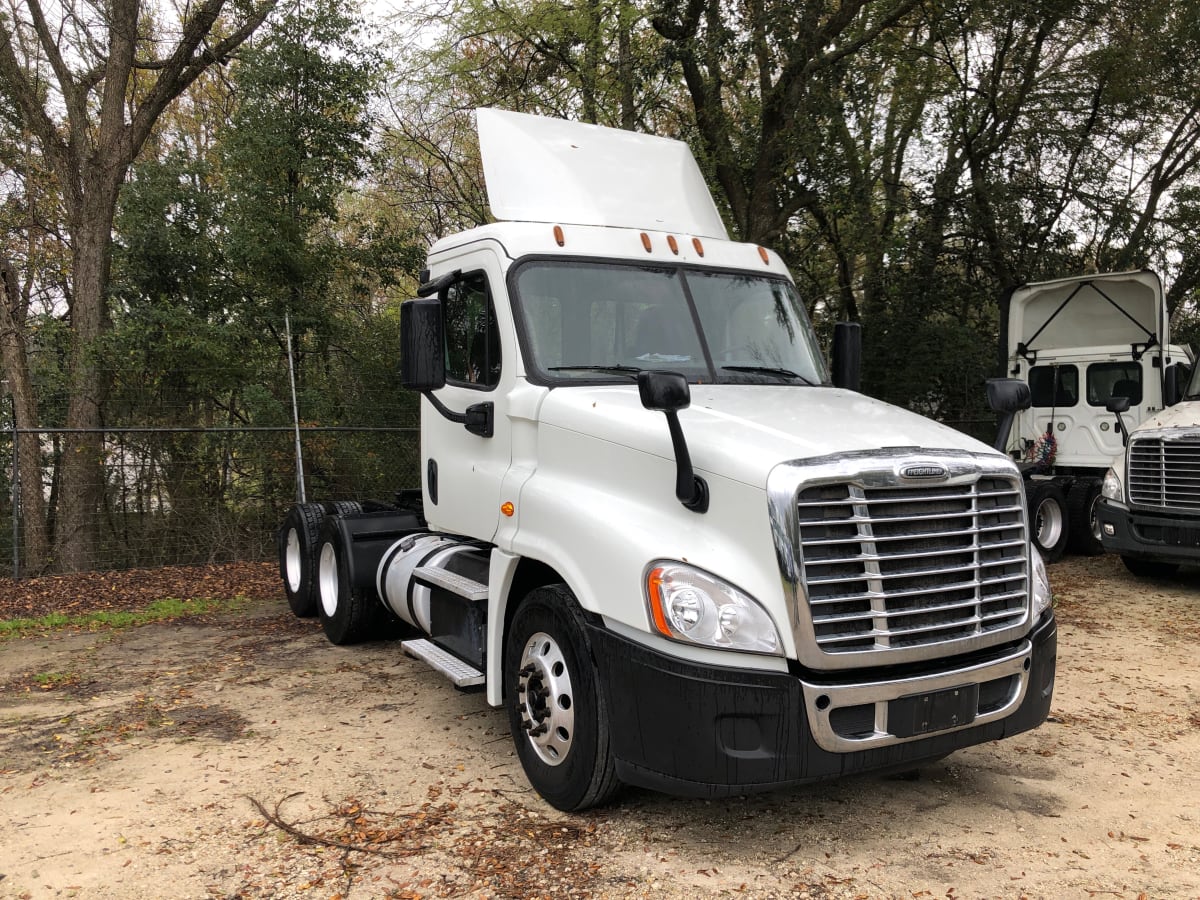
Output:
[
  {"xmin": 316, "ymin": 522, "xmax": 391, "ymax": 645},
  {"xmin": 1066, "ymin": 479, "xmax": 1104, "ymax": 556},
  {"xmin": 1028, "ymin": 482, "xmax": 1069, "ymax": 562},
  {"xmin": 1121, "ymin": 556, "xmax": 1179, "ymax": 578},
  {"xmin": 504, "ymin": 585, "xmax": 621, "ymax": 811},
  {"xmin": 279, "ymin": 503, "xmax": 326, "ymax": 617}
]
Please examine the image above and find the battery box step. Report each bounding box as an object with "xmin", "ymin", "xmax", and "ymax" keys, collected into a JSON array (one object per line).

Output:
[{"xmin": 401, "ymin": 638, "xmax": 485, "ymax": 688}]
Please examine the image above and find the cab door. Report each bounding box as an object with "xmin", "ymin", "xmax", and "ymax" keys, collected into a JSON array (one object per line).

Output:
[{"xmin": 421, "ymin": 257, "xmax": 513, "ymax": 540}]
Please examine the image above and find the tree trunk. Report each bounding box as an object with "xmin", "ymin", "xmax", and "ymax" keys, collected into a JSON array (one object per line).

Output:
[
  {"xmin": 53, "ymin": 174, "xmax": 120, "ymax": 571},
  {"xmin": 0, "ymin": 255, "xmax": 51, "ymax": 572}
]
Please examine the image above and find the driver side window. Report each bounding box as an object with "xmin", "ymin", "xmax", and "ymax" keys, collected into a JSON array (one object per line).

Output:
[{"xmin": 444, "ymin": 272, "xmax": 501, "ymax": 388}]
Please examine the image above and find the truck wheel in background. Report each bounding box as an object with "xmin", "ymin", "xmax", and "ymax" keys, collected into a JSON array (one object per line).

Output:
[
  {"xmin": 1120, "ymin": 556, "xmax": 1180, "ymax": 578},
  {"xmin": 1067, "ymin": 479, "xmax": 1105, "ymax": 556},
  {"xmin": 316, "ymin": 524, "xmax": 391, "ymax": 645},
  {"xmin": 504, "ymin": 585, "xmax": 621, "ymax": 812},
  {"xmin": 1027, "ymin": 482, "xmax": 1069, "ymax": 562},
  {"xmin": 279, "ymin": 503, "xmax": 326, "ymax": 618}
]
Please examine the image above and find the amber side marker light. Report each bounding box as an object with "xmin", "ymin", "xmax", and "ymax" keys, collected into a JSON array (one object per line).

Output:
[
  {"xmin": 646, "ymin": 566, "xmax": 671, "ymax": 636},
  {"xmin": 553, "ymin": 225, "xmax": 565, "ymax": 246},
  {"xmin": 667, "ymin": 235, "xmax": 679, "ymax": 255},
  {"xmin": 640, "ymin": 232, "xmax": 653, "ymax": 252},
  {"xmin": 501, "ymin": 501, "xmax": 515, "ymax": 517},
  {"xmin": 757, "ymin": 246, "xmax": 770, "ymax": 264},
  {"xmin": 692, "ymin": 238, "xmax": 705, "ymax": 257}
]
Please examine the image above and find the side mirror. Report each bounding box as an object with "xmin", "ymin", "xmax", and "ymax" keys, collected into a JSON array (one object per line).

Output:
[
  {"xmin": 1165, "ymin": 363, "xmax": 1190, "ymax": 406},
  {"xmin": 1105, "ymin": 395, "xmax": 1131, "ymax": 446},
  {"xmin": 400, "ymin": 298, "xmax": 445, "ymax": 392},
  {"xmin": 831, "ymin": 322, "xmax": 862, "ymax": 391},
  {"xmin": 986, "ymin": 378, "xmax": 1032, "ymax": 453},
  {"xmin": 637, "ymin": 370, "xmax": 689, "ymax": 411},
  {"xmin": 637, "ymin": 371, "xmax": 707, "ymax": 513}
]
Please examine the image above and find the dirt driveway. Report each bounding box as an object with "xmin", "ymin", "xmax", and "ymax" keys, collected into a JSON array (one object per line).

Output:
[{"xmin": 1, "ymin": 555, "xmax": 1198, "ymax": 900}]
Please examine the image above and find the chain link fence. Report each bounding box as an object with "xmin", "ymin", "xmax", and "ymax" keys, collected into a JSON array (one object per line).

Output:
[{"xmin": 0, "ymin": 423, "xmax": 420, "ymax": 578}]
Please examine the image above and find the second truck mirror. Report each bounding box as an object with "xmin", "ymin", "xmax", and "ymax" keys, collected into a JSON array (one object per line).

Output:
[
  {"xmin": 831, "ymin": 322, "xmax": 862, "ymax": 391},
  {"xmin": 986, "ymin": 378, "xmax": 1032, "ymax": 453},
  {"xmin": 400, "ymin": 298, "xmax": 446, "ymax": 392}
]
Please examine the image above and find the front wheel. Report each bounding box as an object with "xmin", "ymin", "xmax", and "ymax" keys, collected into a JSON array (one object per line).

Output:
[
  {"xmin": 504, "ymin": 585, "xmax": 621, "ymax": 811},
  {"xmin": 1027, "ymin": 482, "xmax": 1069, "ymax": 562},
  {"xmin": 1121, "ymin": 555, "xmax": 1180, "ymax": 578},
  {"xmin": 1067, "ymin": 479, "xmax": 1104, "ymax": 556}
]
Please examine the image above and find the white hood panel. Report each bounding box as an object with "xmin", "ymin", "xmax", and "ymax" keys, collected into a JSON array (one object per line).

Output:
[{"xmin": 537, "ymin": 385, "xmax": 999, "ymax": 487}]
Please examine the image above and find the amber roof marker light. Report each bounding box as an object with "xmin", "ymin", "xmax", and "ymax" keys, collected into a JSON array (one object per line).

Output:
[
  {"xmin": 757, "ymin": 246, "xmax": 770, "ymax": 264},
  {"xmin": 553, "ymin": 225, "xmax": 565, "ymax": 246},
  {"xmin": 667, "ymin": 235, "xmax": 679, "ymax": 255},
  {"xmin": 692, "ymin": 238, "xmax": 704, "ymax": 257}
]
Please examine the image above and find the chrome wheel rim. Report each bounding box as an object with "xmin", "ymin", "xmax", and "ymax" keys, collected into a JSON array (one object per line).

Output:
[
  {"xmin": 516, "ymin": 631, "xmax": 575, "ymax": 766},
  {"xmin": 1036, "ymin": 497, "xmax": 1064, "ymax": 549}
]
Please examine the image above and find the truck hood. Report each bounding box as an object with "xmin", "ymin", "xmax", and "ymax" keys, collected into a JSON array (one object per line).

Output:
[
  {"xmin": 536, "ymin": 384, "xmax": 999, "ymax": 488},
  {"xmin": 1008, "ymin": 270, "xmax": 1166, "ymax": 358},
  {"xmin": 1130, "ymin": 400, "xmax": 1200, "ymax": 434}
]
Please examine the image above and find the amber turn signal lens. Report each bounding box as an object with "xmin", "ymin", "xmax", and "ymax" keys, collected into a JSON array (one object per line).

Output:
[
  {"xmin": 501, "ymin": 501, "xmax": 515, "ymax": 517},
  {"xmin": 646, "ymin": 566, "xmax": 670, "ymax": 636}
]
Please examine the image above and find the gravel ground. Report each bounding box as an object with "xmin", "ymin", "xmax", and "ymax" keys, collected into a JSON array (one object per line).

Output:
[{"xmin": 0, "ymin": 555, "xmax": 1198, "ymax": 899}]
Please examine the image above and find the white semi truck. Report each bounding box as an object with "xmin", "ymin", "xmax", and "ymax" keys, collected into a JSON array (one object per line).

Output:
[
  {"xmin": 1001, "ymin": 271, "xmax": 1195, "ymax": 564},
  {"xmin": 277, "ymin": 109, "xmax": 1057, "ymax": 811}
]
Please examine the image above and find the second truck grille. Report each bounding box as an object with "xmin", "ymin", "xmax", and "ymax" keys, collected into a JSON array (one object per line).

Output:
[
  {"xmin": 796, "ymin": 477, "xmax": 1028, "ymax": 654},
  {"xmin": 1128, "ymin": 436, "xmax": 1200, "ymax": 510}
]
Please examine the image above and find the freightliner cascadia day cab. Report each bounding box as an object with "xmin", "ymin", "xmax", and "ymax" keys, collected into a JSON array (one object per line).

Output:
[
  {"xmin": 1000, "ymin": 271, "xmax": 1195, "ymax": 566},
  {"xmin": 277, "ymin": 109, "xmax": 1057, "ymax": 811}
]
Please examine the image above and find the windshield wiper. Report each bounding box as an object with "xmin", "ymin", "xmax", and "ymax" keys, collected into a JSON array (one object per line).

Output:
[
  {"xmin": 721, "ymin": 365, "xmax": 813, "ymax": 384},
  {"xmin": 548, "ymin": 364, "xmax": 641, "ymax": 377}
]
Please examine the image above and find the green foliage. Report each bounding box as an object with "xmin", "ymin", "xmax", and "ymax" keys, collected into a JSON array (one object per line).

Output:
[{"xmin": 0, "ymin": 596, "xmax": 250, "ymax": 640}]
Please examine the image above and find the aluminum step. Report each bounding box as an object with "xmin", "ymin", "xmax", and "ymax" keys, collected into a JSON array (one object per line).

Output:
[
  {"xmin": 401, "ymin": 638, "xmax": 485, "ymax": 688},
  {"xmin": 413, "ymin": 566, "xmax": 488, "ymax": 601}
]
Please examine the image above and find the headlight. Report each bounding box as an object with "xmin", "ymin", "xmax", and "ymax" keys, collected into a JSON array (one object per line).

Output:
[
  {"xmin": 645, "ymin": 562, "xmax": 782, "ymax": 655},
  {"xmin": 1101, "ymin": 466, "xmax": 1123, "ymax": 503},
  {"xmin": 1031, "ymin": 547, "xmax": 1052, "ymax": 618}
]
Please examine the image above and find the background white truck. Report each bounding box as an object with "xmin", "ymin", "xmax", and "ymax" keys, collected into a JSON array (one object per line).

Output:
[
  {"xmin": 1096, "ymin": 357, "xmax": 1200, "ymax": 576},
  {"xmin": 277, "ymin": 109, "xmax": 1057, "ymax": 811},
  {"xmin": 1001, "ymin": 271, "xmax": 1195, "ymax": 562}
]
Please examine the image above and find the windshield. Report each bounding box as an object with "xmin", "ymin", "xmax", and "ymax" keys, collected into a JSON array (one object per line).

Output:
[
  {"xmin": 512, "ymin": 260, "xmax": 829, "ymax": 385},
  {"xmin": 1185, "ymin": 362, "xmax": 1200, "ymax": 400}
]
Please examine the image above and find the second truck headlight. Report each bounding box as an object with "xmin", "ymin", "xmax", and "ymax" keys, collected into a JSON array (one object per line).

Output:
[
  {"xmin": 1101, "ymin": 466, "xmax": 1124, "ymax": 503},
  {"xmin": 1031, "ymin": 547, "xmax": 1052, "ymax": 619},
  {"xmin": 646, "ymin": 562, "xmax": 782, "ymax": 655}
]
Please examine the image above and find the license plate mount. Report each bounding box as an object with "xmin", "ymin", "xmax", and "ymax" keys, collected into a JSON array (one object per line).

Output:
[{"xmin": 889, "ymin": 684, "xmax": 979, "ymax": 738}]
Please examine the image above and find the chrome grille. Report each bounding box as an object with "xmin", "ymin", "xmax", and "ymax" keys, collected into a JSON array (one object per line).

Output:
[
  {"xmin": 1128, "ymin": 435, "xmax": 1200, "ymax": 510},
  {"xmin": 796, "ymin": 477, "xmax": 1028, "ymax": 654}
]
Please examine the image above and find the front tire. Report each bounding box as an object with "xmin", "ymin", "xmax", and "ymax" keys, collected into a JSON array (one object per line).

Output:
[
  {"xmin": 1067, "ymin": 479, "xmax": 1104, "ymax": 556},
  {"xmin": 504, "ymin": 585, "xmax": 621, "ymax": 812},
  {"xmin": 1028, "ymin": 482, "xmax": 1069, "ymax": 562}
]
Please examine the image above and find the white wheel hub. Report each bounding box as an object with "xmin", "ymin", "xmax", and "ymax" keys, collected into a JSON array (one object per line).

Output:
[{"xmin": 318, "ymin": 543, "xmax": 339, "ymax": 618}]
